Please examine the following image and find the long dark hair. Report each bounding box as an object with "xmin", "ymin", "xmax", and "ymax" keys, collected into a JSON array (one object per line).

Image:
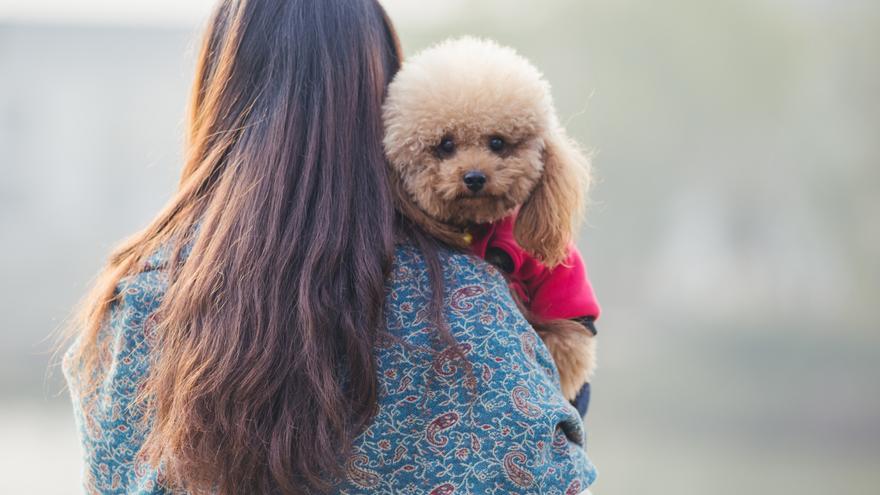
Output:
[{"xmin": 63, "ymin": 1, "xmax": 404, "ymax": 492}]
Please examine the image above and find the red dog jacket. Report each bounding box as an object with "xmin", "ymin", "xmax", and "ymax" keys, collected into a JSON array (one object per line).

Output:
[{"xmin": 468, "ymin": 214, "xmax": 601, "ymax": 322}]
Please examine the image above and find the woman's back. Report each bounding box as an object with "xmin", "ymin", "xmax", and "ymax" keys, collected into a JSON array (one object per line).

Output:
[
  {"xmin": 65, "ymin": 243, "xmax": 596, "ymax": 493},
  {"xmin": 62, "ymin": 2, "xmax": 596, "ymax": 491}
]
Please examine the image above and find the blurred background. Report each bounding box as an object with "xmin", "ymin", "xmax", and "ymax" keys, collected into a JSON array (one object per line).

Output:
[{"xmin": 1, "ymin": 0, "xmax": 877, "ymax": 493}]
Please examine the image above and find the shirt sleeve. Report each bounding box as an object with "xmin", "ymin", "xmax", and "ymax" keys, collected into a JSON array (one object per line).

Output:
[
  {"xmin": 443, "ymin": 256, "xmax": 599, "ymax": 493},
  {"xmin": 63, "ymin": 269, "xmax": 170, "ymax": 495},
  {"xmin": 340, "ymin": 247, "xmax": 598, "ymax": 494}
]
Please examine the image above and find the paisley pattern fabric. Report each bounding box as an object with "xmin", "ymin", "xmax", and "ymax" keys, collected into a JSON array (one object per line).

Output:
[{"xmin": 64, "ymin": 243, "xmax": 597, "ymax": 494}]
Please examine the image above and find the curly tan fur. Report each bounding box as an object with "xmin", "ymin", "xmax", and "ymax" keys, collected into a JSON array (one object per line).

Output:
[
  {"xmin": 382, "ymin": 36, "xmax": 595, "ymax": 398},
  {"xmin": 382, "ymin": 37, "xmax": 591, "ymax": 267},
  {"xmin": 515, "ymin": 130, "xmax": 590, "ymax": 267},
  {"xmin": 533, "ymin": 320, "xmax": 597, "ymax": 400}
]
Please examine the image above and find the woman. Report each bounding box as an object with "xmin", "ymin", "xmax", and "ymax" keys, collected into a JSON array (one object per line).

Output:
[{"xmin": 62, "ymin": 1, "xmax": 597, "ymax": 493}]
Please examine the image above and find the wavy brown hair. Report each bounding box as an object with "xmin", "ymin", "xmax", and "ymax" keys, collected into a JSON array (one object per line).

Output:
[{"xmin": 63, "ymin": 0, "xmax": 404, "ymax": 493}]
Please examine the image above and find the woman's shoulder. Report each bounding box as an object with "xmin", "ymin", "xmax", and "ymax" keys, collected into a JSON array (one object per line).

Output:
[
  {"xmin": 384, "ymin": 243, "xmax": 567, "ymax": 396},
  {"xmin": 104, "ymin": 236, "xmax": 196, "ymax": 330},
  {"xmin": 387, "ymin": 243, "xmax": 520, "ymax": 319},
  {"xmin": 63, "ymin": 262, "xmax": 171, "ymax": 493},
  {"xmin": 343, "ymin": 245, "xmax": 597, "ymax": 493},
  {"xmin": 95, "ymin": 255, "xmax": 172, "ymax": 360},
  {"xmin": 385, "ymin": 244, "xmax": 554, "ymax": 364}
]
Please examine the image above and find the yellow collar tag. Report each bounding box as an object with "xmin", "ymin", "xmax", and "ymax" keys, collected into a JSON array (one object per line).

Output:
[{"xmin": 462, "ymin": 232, "xmax": 473, "ymax": 245}]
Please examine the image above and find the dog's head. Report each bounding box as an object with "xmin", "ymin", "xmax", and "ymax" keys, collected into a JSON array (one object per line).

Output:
[{"xmin": 383, "ymin": 37, "xmax": 590, "ymax": 266}]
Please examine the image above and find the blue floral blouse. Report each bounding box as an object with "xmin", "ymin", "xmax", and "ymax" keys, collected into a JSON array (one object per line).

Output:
[{"xmin": 64, "ymin": 243, "xmax": 597, "ymax": 494}]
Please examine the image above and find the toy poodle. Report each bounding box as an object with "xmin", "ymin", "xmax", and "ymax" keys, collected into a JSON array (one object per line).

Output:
[{"xmin": 382, "ymin": 36, "xmax": 600, "ymax": 406}]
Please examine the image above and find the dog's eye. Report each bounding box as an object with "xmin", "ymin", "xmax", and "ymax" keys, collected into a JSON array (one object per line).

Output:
[
  {"xmin": 488, "ymin": 136, "xmax": 506, "ymax": 153},
  {"xmin": 436, "ymin": 136, "xmax": 456, "ymax": 157}
]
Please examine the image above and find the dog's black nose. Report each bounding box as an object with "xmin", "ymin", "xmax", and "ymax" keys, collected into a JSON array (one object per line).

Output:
[{"xmin": 463, "ymin": 171, "xmax": 486, "ymax": 192}]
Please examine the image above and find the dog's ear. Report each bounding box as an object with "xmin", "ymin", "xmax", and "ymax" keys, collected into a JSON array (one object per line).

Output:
[{"xmin": 514, "ymin": 128, "xmax": 590, "ymax": 267}]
